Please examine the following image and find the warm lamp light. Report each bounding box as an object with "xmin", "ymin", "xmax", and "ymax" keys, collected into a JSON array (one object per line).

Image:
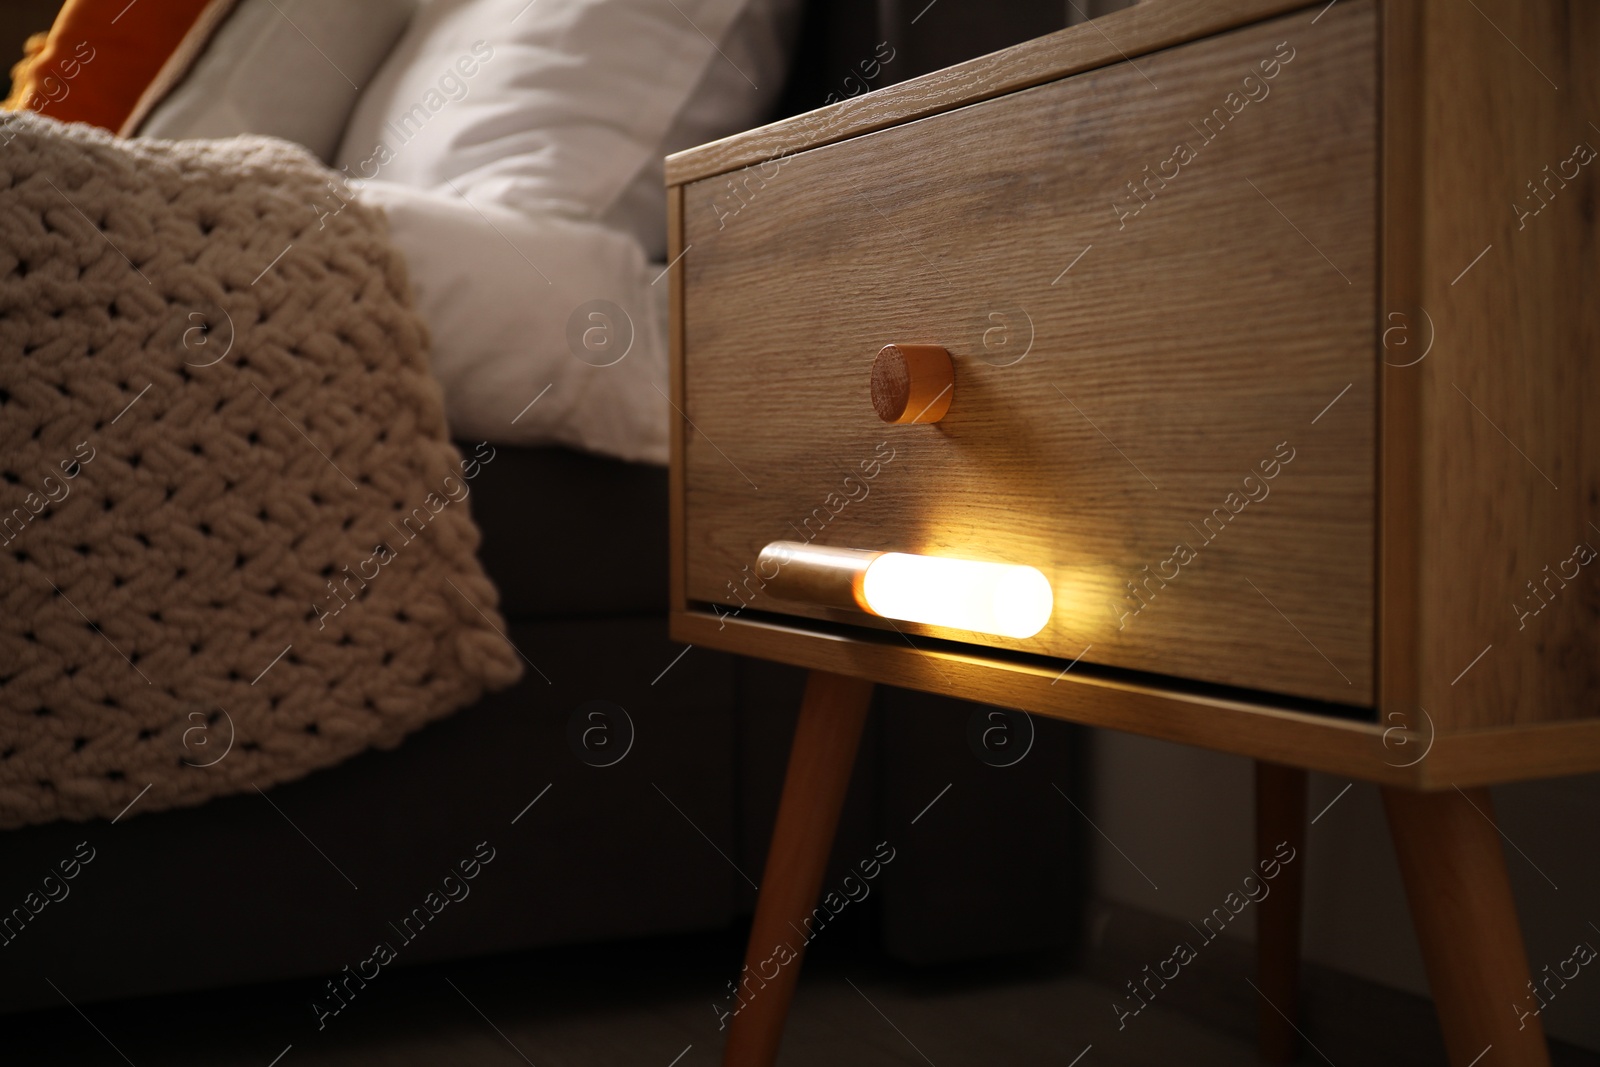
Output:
[
  {"xmin": 860, "ymin": 552, "xmax": 1053, "ymax": 638},
  {"xmin": 756, "ymin": 541, "xmax": 1054, "ymax": 639}
]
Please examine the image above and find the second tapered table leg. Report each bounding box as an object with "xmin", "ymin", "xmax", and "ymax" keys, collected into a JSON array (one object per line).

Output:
[
  {"xmin": 1255, "ymin": 761, "xmax": 1307, "ymax": 1063},
  {"xmin": 1384, "ymin": 786, "xmax": 1550, "ymax": 1067}
]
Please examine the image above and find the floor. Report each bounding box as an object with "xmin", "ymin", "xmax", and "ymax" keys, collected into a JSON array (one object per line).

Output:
[{"xmin": 9, "ymin": 926, "xmax": 1599, "ymax": 1066}]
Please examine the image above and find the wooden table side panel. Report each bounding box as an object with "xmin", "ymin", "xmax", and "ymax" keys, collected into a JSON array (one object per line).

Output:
[
  {"xmin": 668, "ymin": 183, "xmax": 688, "ymax": 611},
  {"xmin": 1415, "ymin": 0, "xmax": 1600, "ymax": 729},
  {"xmin": 1376, "ymin": 0, "xmax": 1425, "ymax": 726}
]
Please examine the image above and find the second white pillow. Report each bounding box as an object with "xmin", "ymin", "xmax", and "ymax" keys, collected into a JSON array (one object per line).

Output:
[
  {"xmin": 136, "ymin": 0, "xmax": 419, "ymax": 163},
  {"xmin": 335, "ymin": 0, "xmax": 766, "ymax": 231}
]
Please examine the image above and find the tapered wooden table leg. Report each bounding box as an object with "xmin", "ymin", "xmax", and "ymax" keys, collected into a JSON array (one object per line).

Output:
[
  {"xmin": 1255, "ymin": 761, "xmax": 1306, "ymax": 1064},
  {"xmin": 1383, "ymin": 786, "xmax": 1550, "ymax": 1067},
  {"xmin": 722, "ymin": 670, "xmax": 874, "ymax": 1067}
]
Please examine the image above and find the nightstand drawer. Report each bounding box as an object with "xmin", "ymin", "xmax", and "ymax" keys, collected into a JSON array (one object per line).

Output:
[{"xmin": 678, "ymin": 3, "xmax": 1376, "ymax": 706}]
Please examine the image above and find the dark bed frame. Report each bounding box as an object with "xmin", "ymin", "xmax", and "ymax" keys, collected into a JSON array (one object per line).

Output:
[{"xmin": 0, "ymin": 0, "xmax": 1093, "ymax": 1016}]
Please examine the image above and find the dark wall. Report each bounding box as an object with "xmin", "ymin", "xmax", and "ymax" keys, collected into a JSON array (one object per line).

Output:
[
  {"xmin": 775, "ymin": 0, "xmax": 1138, "ymax": 121},
  {"xmin": 777, "ymin": 0, "xmax": 1066, "ymax": 120},
  {"xmin": 0, "ymin": 0, "xmax": 62, "ymax": 98}
]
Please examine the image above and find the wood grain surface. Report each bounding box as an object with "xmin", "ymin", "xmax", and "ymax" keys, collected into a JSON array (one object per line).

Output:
[
  {"xmin": 671, "ymin": 609, "xmax": 1418, "ymax": 783},
  {"xmin": 666, "ymin": 0, "xmax": 1316, "ymax": 187},
  {"xmin": 1406, "ymin": 0, "xmax": 1600, "ymax": 729},
  {"xmin": 720, "ymin": 670, "xmax": 874, "ymax": 1067},
  {"xmin": 679, "ymin": 3, "xmax": 1377, "ymax": 706},
  {"xmin": 1382, "ymin": 787, "xmax": 1551, "ymax": 1066},
  {"xmin": 668, "ymin": 183, "xmax": 687, "ymax": 612},
  {"xmin": 1376, "ymin": 0, "xmax": 1425, "ymax": 743},
  {"xmin": 669, "ymin": 608, "xmax": 1600, "ymax": 788}
]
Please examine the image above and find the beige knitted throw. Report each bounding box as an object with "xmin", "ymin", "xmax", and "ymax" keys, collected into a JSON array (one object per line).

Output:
[{"xmin": 0, "ymin": 112, "xmax": 522, "ymax": 829}]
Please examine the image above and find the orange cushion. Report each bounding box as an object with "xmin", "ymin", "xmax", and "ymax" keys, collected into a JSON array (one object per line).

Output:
[{"xmin": 3, "ymin": 0, "xmax": 217, "ymax": 131}]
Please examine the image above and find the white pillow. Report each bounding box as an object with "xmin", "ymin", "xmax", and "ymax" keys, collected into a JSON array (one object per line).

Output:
[
  {"xmin": 354, "ymin": 180, "xmax": 671, "ymax": 464},
  {"xmin": 603, "ymin": 0, "xmax": 801, "ymax": 258},
  {"xmin": 336, "ymin": 0, "xmax": 800, "ymax": 462},
  {"xmin": 336, "ymin": 0, "xmax": 797, "ymax": 252},
  {"xmin": 135, "ymin": 0, "xmax": 419, "ymax": 163}
]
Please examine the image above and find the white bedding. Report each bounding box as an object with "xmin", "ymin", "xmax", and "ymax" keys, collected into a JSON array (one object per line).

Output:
[
  {"xmin": 136, "ymin": 0, "xmax": 800, "ymax": 465},
  {"xmin": 355, "ymin": 180, "xmax": 671, "ymax": 464},
  {"xmin": 332, "ymin": 0, "xmax": 796, "ymax": 464}
]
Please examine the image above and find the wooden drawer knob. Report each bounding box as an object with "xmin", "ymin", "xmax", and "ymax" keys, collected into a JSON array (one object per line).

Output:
[{"xmin": 871, "ymin": 344, "xmax": 953, "ymax": 424}]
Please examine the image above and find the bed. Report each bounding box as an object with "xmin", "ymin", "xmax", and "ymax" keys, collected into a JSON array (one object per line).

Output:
[{"xmin": 0, "ymin": 0, "xmax": 1091, "ymax": 1014}]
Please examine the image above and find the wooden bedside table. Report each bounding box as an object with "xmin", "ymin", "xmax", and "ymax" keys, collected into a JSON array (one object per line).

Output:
[{"xmin": 664, "ymin": 1, "xmax": 1598, "ymax": 1064}]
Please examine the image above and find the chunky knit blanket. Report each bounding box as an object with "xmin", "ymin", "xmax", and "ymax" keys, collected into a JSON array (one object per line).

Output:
[{"xmin": 0, "ymin": 112, "xmax": 522, "ymax": 828}]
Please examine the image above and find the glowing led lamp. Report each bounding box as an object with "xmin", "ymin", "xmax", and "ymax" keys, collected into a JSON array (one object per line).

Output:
[
  {"xmin": 860, "ymin": 552, "xmax": 1053, "ymax": 638},
  {"xmin": 757, "ymin": 541, "xmax": 1054, "ymax": 639}
]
